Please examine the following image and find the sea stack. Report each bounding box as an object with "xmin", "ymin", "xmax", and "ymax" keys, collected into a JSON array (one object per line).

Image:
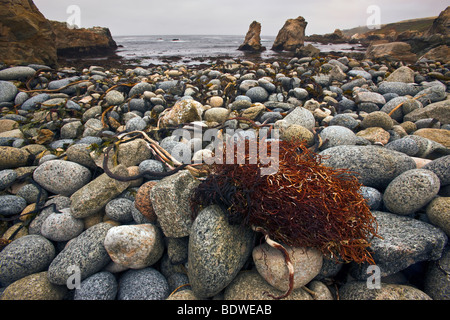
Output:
[
  {"xmin": 272, "ymin": 16, "xmax": 308, "ymax": 51},
  {"xmin": 238, "ymin": 21, "xmax": 266, "ymax": 52}
]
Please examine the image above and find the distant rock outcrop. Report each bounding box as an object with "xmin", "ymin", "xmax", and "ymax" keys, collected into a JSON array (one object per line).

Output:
[
  {"xmin": 425, "ymin": 6, "xmax": 449, "ymax": 36},
  {"xmin": 365, "ymin": 41, "xmax": 418, "ymax": 64},
  {"xmin": 0, "ymin": 0, "xmax": 57, "ymax": 67},
  {"xmin": 51, "ymin": 21, "xmax": 118, "ymax": 58},
  {"xmin": 238, "ymin": 21, "xmax": 265, "ymax": 52},
  {"xmin": 272, "ymin": 16, "xmax": 308, "ymax": 51}
]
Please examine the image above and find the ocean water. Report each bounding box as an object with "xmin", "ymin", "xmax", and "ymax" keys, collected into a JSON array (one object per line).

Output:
[{"xmin": 114, "ymin": 35, "xmax": 365, "ymax": 66}]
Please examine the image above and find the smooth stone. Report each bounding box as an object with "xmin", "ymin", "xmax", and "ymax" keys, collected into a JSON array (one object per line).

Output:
[
  {"xmin": 341, "ymin": 78, "xmax": 367, "ymax": 92},
  {"xmin": 0, "ymin": 272, "xmax": 67, "ymax": 300},
  {"xmin": 70, "ymin": 164, "xmax": 131, "ymax": 218},
  {"xmin": 105, "ymin": 90, "xmax": 125, "ymax": 106},
  {"xmin": 354, "ymin": 92, "xmax": 386, "ymax": 105},
  {"xmin": 0, "ymin": 235, "xmax": 55, "ymax": 286},
  {"xmin": 117, "ymin": 267, "xmax": 169, "ymax": 300},
  {"xmin": 414, "ymin": 85, "xmax": 446, "ymax": 106},
  {"xmin": 139, "ymin": 159, "xmax": 166, "ymax": 179},
  {"xmin": 104, "ymin": 224, "xmax": 164, "ymax": 269},
  {"xmin": 134, "ymin": 181, "xmax": 158, "ymax": 221},
  {"xmin": 380, "ymin": 97, "xmax": 421, "ymax": 122},
  {"xmin": 350, "ymin": 211, "xmax": 447, "ymax": 280},
  {"xmin": 319, "ymin": 125, "xmax": 358, "ymax": 149},
  {"xmin": 246, "ymin": 86, "xmax": 269, "ymax": 102},
  {"xmin": 204, "ymin": 108, "xmax": 230, "ymax": 123},
  {"xmin": 74, "ymin": 271, "xmax": 118, "ymax": 300},
  {"xmin": 329, "ymin": 114, "xmax": 359, "ymax": 130},
  {"xmin": 282, "ymin": 107, "xmax": 315, "ymax": 131},
  {"xmin": 149, "ymin": 170, "xmax": 200, "ymax": 237},
  {"xmin": 167, "ymin": 237, "xmax": 189, "ymax": 265},
  {"xmin": 424, "ymin": 247, "xmax": 450, "ymax": 300},
  {"xmin": 47, "ymin": 222, "xmax": 113, "ymax": 285},
  {"xmin": 377, "ymin": 81, "xmax": 421, "ymax": 96},
  {"xmin": 208, "ymin": 96, "xmax": 224, "ymax": 108},
  {"xmin": 0, "ymin": 195, "xmax": 27, "ymax": 216},
  {"xmin": 386, "ymin": 66, "xmax": 415, "ymax": 83},
  {"xmin": 407, "ymin": 135, "xmax": 449, "ymax": 158},
  {"xmin": 117, "ymin": 138, "xmax": 152, "ymax": 168},
  {"xmin": 21, "ymin": 93, "xmax": 50, "ymax": 111},
  {"xmin": 0, "ymin": 146, "xmax": 32, "ymax": 169},
  {"xmin": 28, "ymin": 196, "xmax": 71, "ymax": 236},
  {"xmin": 280, "ymin": 124, "xmax": 314, "ymax": 146},
  {"xmin": 359, "ymin": 186, "xmax": 382, "ymax": 210},
  {"xmin": 33, "ymin": 159, "xmax": 92, "ymax": 196},
  {"xmin": 423, "ymin": 155, "xmax": 450, "ymax": 186},
  {"xmin": 403, "ymin": 100, "xmax": 450, "ymax": 124},
  {"xmin": 385, "ymin": 136, "xmax": 420, "ymax": 156},
  {"xmin": 348, "ymin": 70, "xmax": 372, "ymax": 80},
  {"xmin": 60, "ymin": 121, "xmax": 83, "ymax": 139},
  {"xmin": 0, "ymin": 81, "xmax": 18, "ymax": 103},
  {"xmin": 223, "ymin": 270, "xmax": 313, "ymax": 300},
  {"xmin": 0, "ymin": 66, "xmax": 36, "ymax": 80},
  {"xmin": 383, "ymin": 169, "xmax": 440, "ymax": 215},
  {"xmin": 339, "ymin": 281, "xmax": 431, "ymax": 300},
  {"xmin": 126, "ymin": 116, "xmax": 147, "ymax": 132},
  {"xmin": 188, "ymin": 205, "xmax": 255, "ymax": 298},
  {"xmin": 129, "ymin": 82, "xmax": 154, "ymax": 98},
  {"xmin": 426, "ymin": 197, "xmax": 450, "ymax": 237},
  {"xmin": 231, "ymin": 99, "xmax": 252, "ymax": 110},
  {"xmin": 105, "ymin": 198, "xmax": 134, "ymax": 223},
  {"xmin": 253, "ymin": 243, "xmax": 323, "ymax": 292},
  {"xmin": 66, "ymin": 143, "xmax": 98, "ymax": 170},
  {"xmin": 361, "ymin": 111, "xmax": 394, "ymax": 130},
  {"xmin": 356, "ymin": 127, "xmax": 390, "ymax": 145},
  {"xmin": 40, "ymin": 208, "xmax": 84, "ymax": 242},
  {"xmin": 158, "ymin": 99, "xmax": 203, "ymax": 128},
  {"xmin": 0, "ymin": 169, "xmax": 17, "ymax": 190},
  {"xmin": 414, "ymin": 128, "xmax": 450, "ymax": 148},
  {"xmin": 320, "ymin": 145, "xmax": 416, "ymax": 189}
]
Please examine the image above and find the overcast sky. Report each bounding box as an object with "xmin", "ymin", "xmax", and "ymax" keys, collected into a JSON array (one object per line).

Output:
[{"xmin": 33, "ymin": 0, "xmax": 446, "ymax": 37}]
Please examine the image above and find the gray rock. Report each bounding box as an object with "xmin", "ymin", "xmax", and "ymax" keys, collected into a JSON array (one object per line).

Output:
[
  {"xmin": 33, "ymin": 160, "xmax": 92, "ymax": 196},
  {"xmin": 138, "ymin": 159, "xmax": 166, "ymax": 179},
  {"xmin": 231, "ymin": 99, "xmax": 252, "ymax": 110},
  {"xmin": 0, "ymin": 235, "xmax": 55, "ymax": 286},
  {"xmin": 47, "ymin": 76, "xmax": 80, "ymax": 92},
  {"xmin": 339, "ymin": 281, "xmax": 431, "ymax": 300},
  {"xmin": 60, "ymin": 121, "xmax": 83, "ymax": 139},
  {"xmin": 0, "ymin": 81, "xmax": 18, "ymax": 103},
  {"xmin": 292, "ymin": 88, "xmax": 309, "ymax": 100},
  {"xmin": 117, "ymin": 268, "xmax": 169, "ymax": 300},
  {"xmin": 47, "ymin": 222, "xmax": 113, "ymax": 285},
  {"xmin": 423, "ymin": 155, "xmax": 450, "ymax": 186},
  {"xmin": 70, "ymin": 164, "xmax": 131, "ymax": 219},
  {"xmin": 105, "ymin": 90, "xmax": 125, "ymax": 106},
  {"xmin": 48, "ymin": 139, "xmax": 74, "ymax": 150},
  {"xmin": 0, "ymin": 195, "xmax": 27, "ymax": 216},
  {"xmin": 245, "ymin": 86, "xmax": 269, "ymax": 102},
  {"xmin": 341, "ymin": 78, "xmax": 367, "ymax": 92},
  {"xmin": 407, "ymin": 135, "xmax": 449, "ymax": 158},
  {"xmin": 378, "ymin": 81, "xmax": 421, "ymax": 96},
  {"xmin": 385, "ymin": 136, "xmax": 420, "ymax": 156},
  {"xmin": 167, "ymin": 272, "xmax": 191, "ymax": 293},
  {"xmin": 14, "ymin": 91, "xmax": 29, "ymax": 106},
  {"xmin": 403, "ymin": 100, "xmax": 450, "ymax": 124},
  {"xmin": 167, "ymin": 237, "xmax": 189, "ymax": 265},
  {"xmin": 350, "ymin": 211, "xmax": 447, "ymax": 280},
  {"xmin": 0, "ymin": 169, "xmax": 17, "ymax": 190},
  {"xmin": 359, "ymin": 186, "xmax": 382, "ymax": 210},
  {"xmin": 17, "ymin": 182, "xmax": 48, "ymax": 204},
  {"xmin": 414, "ymin": 85, "xmax": 446, "ymax": 106},
  {"xmin": 204, "ymin": 107, "xmax": 230, "ymax": 123},
  {"xmin": 319, "ymin": 125, "xmax": 358, "ymax": 150},
  {"xmin": 126, "ymin": 116, "xmax": 147, "ymax": 132},
  {"xmin": 320, "ymin": 145, "xmax": 416, "ymax": 189},
  {"xmin": 260, "ymin": 111, "xmax": 283, "ymax": 123},
  {"xmin": 354, "ymin": 92, "xmax": 386, "ymax": 105},
  {"xmin": 383, "ymin": 169, "xmax": 440, "ymax": 215},
  {"xmin": 129, "ymin": 82, "xmax": 154, "ymax": 98},
  {"xmin": 105, "ymin": 198, "xmax": 134, "ymax": 223},
  {"xmin": 82, "ymin": 118, "xmax": 103, "ymax": 137},
  {"xmin": 361, "ymin": 111, "xmax": 394, "ymax": 130},
  {"xmin": 348, "ymin": 70, "xmax": 372, "ymax": 80},
  {"xmin": 239, "ymin": 79, "xmax": 258, "ymax": 92},
  {"xmin": 40, "ymin": 208, "xmax": 84, "ymax": 242},
  {"xmin": 424, "ymin": 247, "xmax": 450, "ymax": 300},
  {"xmin": 66, "ymin": 143, "xmax": 98, "ymax": 170},
  {"xmin": 329, "ymin": 114, "xmax": 359, "ymax": 130},
  {"xmin": 188, "ymin": 205, "xmax": 255, "ymax": 298},
  {"xmin": 74, "ymin": 271, "xmax": 118, "ymax": 300},
  {"xmin": 283, "ymin": 107, "xmax": 315, "ymax": 131},
  {"xmin": 28, "ymin": 196, "xmax": 71, "ymax": 236},
  {"xmin": 21, "ymin": 93, "xmax": 50, "ymax": 111},
  {"xmin": 0, "ymin": 66, "xmax": 36, "ymax": 80},
  {"xmin": 149, "ymin": 170, "xmax": 200, "ymax": 237}
]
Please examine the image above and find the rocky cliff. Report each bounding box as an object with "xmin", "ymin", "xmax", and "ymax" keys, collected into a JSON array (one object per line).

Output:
[
  {"xmin": 0, "ymin": 0, "xmax": 57, "ymax": 67},
  {"xmin": 272, "ymin": 16, "xmax": 308, "ymax": 51},
  {"xmin": 0, "ymin": 0, "xmax": 117, "ymax": 67}
]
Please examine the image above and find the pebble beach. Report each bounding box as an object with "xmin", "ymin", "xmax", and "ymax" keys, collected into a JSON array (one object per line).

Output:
[{"xmin": 0, "ymin": 53, "xmax": 449, "ymax": 301}]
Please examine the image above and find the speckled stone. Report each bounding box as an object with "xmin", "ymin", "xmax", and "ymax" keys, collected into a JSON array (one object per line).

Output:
[
  {"xmin": 350, "ymin": 211, "xmax": 447, "ymax": 280},
  {"xmin": 47, "ymin": 222, "xmax": 114, "ymax": 285},
  {"xmin": 359, "ymin": 186, "xmax": 382, "ymax": 210},
  {"xmin": 0, "ymin": 146, "xmax": 32, "ymax": 170},
  {"xmin": 104, "ymin": 224, "xmax": 164, "ymax": 269},
  {"xmin": 70, "ymin": 164, "xmax": 131, "ymax": 218},
  {"xmin": 339, "ymin": 281, "xmax": 431, "ymax": 300},
  {"xmin": 356, "ymin": 127, "xmax": 390, "ymax": 145},
  {"xmin": 149, "ymin": 170, "xmax": 200, "ymax": 237},
  {"xmin": 319, "ymin": 125, "xmax": 358, "ymax": 149},
  {"xmin": 423, "ymin": 156, "xmax": 450, "ymax": 186},
  {"xmin": 253, "ymin": 243, "xmax": 323, "ymax": 292},
  {"xmin": 117, "ymin": 267, "xmax": 170, "ymax": 300},
  {"xmin": 426, "ymin": 197, "xmax": 450, "ymax": 237},
  {"xmin": 188, "ymin": 205, "xmax": 255, "ymax": 298},
  {"xmin": 282, "ymin": 107, "xmax": 315, "ymax": 131},
  {"xmin": 424, "ymin": 247, "xmax": 450, "ymax": 300},
  {"xmin": 74, "ymin": 271, "xmax": 118, "ymax": 300},
  {"xmin": 0, "ymin": 272, "xmax": 67, "ymax": 300},
  {"xmin": 0, "ymin": 169, "xmax": 17, "ymax": 190},
  {"xmin": 223, "ymin": 270, "xmax": 313, "ymax": 300},
  {"xmin": 33, "ymin": 160, "xmax": 92, "ymax": 196},
  {"xmin": 361, "ymin": 111, "xmax": 394, "ymax": 130},
  {"xmin": 105, "ymin": 198, "xmax": 135, "ymax": 223},
  {"xmin": 0, "ymin": 235, "xmax": 55, "ymax": 286},
  {"xmin": 320, "ymin": 145, "xmax": 416, "ymax": 189},
  {"xmin": 134, "ymin": 181, "xmax": 158, "ymax": 221},
  {"xmin": 0, "ymin": 195, "xmax": 27, "ymax": 216},
  {"xmin": 385, "ymin": 136, "xmax": 420, "ymax": 156},
  {"xmin": 383, "ymin": 169, "xmax": 440, "ymax": 215},
  {"xmin": 40, "ymin": 208, "xmax": 84, "ymax": 242}
]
